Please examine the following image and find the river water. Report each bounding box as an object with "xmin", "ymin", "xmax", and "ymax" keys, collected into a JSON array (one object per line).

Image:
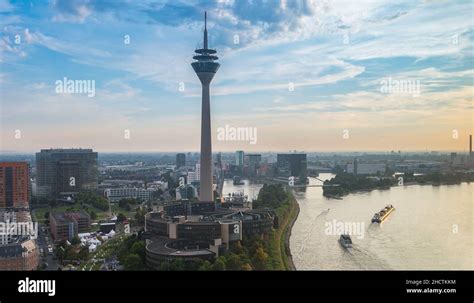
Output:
[{"xmin": 222, "ymin": 174, "xmax": 473, "ymax": 270}]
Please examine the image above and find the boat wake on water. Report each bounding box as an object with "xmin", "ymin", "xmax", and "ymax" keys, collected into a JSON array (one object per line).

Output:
[
  {"xmin": 295, "ymin": 210, "xmax": 330, "ymax": 258},
  {"xmin": 344, "ymin": 245, "xmax": 391, "ymax": 270},
  {"xmin": 317, "ymin": 208, "xmax": 330, "ymax": 218}
]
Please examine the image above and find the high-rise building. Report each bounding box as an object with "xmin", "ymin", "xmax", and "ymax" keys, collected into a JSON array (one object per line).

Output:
[
  {"xmin": 195, "ymin": 163, "xmax": 201, "ymax": 179},
  {"xmin": 470, "ymin": 135, "xmax": 472, "ymax": 157},
  {"xmin": 36, "ymin": 149, "xmax": 98, "ymax": 198},
  {"xmin": 187, "ymin": 163, "xmax": 201, "ymax": 185},
  {"xmin": 191, "ymin": 12, "xmax": 219, "ymax": 203},
  {"xmin": 450, "ymin": 152, "xmax": 457, "ymax": 164},
  {"xmin": 216, "ymin": 152, "xmax": 222, "ymax": 169},
  {"xmin": 235, "ymin": 151, "xmax": 244, "ymax": 167},
  {"xmin": 0, "ymin": 162, "xmax": 29, "ymax": 209},
  {"xmin": 247, "ymin": 154, "xmax": 262, "ymax": 176},
  {"xmin": 176, "ymin": 153, "xmax": 186, "ymax": 168},
  {"xmin": 277, "ymin": 154, "xmax": 307, "ymax": 178}
]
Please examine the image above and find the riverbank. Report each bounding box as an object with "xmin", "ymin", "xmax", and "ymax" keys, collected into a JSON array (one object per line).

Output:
[
  {"xmin": 282, "ymin": 191, "xmax": 299, "ymax": 270},
  {"xmin": 264, "ymin": 189, "xmax": 299, "ymax": 270},
  {"xmin": 252, "ymin": 183, "xmax": 299, "ymax": 270},
  {"xmin": 322, "ymin": 172, "xmax": 474, "ymax": 198},
  {"xmin": 324, "ymin": 180, "xmax": 473, "ymax": 199}
]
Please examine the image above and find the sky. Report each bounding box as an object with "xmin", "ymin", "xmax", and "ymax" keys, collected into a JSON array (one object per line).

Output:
[{"xmin": 0, "ymin": 0, "xmax": 472, "ymax": 153}]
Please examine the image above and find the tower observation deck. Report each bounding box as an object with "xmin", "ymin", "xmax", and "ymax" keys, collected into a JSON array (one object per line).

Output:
[{"xmin": 192, "ymin": 12, "xmax": 220, "ymax": 75}]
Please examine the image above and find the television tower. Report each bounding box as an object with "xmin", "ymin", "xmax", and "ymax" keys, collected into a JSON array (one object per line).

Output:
[{"xmin": 191, "ymin": 12, "xmax": 220, "ymax": 203}]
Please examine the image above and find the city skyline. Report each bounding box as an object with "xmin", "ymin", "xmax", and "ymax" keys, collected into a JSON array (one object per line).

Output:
[{"xmin": 1, "ymin": 0, "xmax": 473, "ymax": 152}]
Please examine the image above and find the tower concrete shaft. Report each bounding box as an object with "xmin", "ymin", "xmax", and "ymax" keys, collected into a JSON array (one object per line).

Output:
[{"xmin": 199, "ymin": 75, "xmax": 213, "ymax": 202}]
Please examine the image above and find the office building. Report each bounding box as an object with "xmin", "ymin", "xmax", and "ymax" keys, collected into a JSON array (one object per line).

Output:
[
  {"xmin": 277, "ymin": 153, "xmax": 307, "ymax": 178},
  {"xmin": 216, "ymin": 153, "xmax": 222, "ymax": 169},
  {"xmin": 176, "ymin": 184, "xmax": 198, "ymax": 200},
  {"xmin": 246, "ymin": 154, "xmax": 262, "ymax": 177},
  {"xmin": 0, "ymin": 162, "xmax": 29, "ymax": 209},
  {"xmin": 50, "ymin": 211, "xmax": 91, "ymax": 241},
  {"xmin": 187, "ymin": 163, "xmax": 201, "ymax": 185},
  {"xmin": 36, "ymin": 148, "xmax": 98, "ymax": 198},
  {"xmin": 235, "ymin": 151, "xmax": 244, "ymax": 167},
  {"xmin": 144, "ymin": 207, "xmax": 275, "ymax": 267},
  {"xmin": 187, "ymin": 171, "xmax": 199, "ymax": 185},
  {"xmin": 104, "ymin": 188, "xmax": 157, "ymax": 202},
  {"xmin": 176, "ymin": 153, "xmax": 186, "ymax": 169},
  {"xmin": 347, "ymin": 160, "xmax": 386, "ymax": 175}
]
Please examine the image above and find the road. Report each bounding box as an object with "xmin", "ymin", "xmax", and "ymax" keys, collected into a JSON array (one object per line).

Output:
[{"xmin": 36, "ymin": 223, "xmax": 59, "ymax": 270}]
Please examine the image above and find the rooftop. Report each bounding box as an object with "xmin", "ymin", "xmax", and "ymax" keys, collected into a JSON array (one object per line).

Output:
[
  {"xmin": 51, "ymin": 211, "xmax": 90, "ymax": 224},
  {"xmin": 146, "ymin": 236, "xmax": 215, "ymax": 257},
  {"xmin": 39, "ymin": 148, "xmax": 95, "ymax": 153}
]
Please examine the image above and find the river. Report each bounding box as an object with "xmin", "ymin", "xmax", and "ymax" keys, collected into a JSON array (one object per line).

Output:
[{"xmin": 223, "ymin": 174, "xmax": 473, "ymax": 270}]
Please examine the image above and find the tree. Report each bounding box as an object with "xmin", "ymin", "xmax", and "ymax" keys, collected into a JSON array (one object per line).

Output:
[
  {"xmin": 117, "ymin": 213, "xmax": 127, "ymax": 223},
  {"xmin": 78, "ymin": 247, "xmax": 90, "ymax": 260},
  {"xmin": 241, "ymin": 263, "xmax": 253, "ymax": 271},
  {"xmin": 169, "ymin": 259, "xmax": 185, "ymax": 271},
  {"xmin": 55, "ymin": 241, "xmax": 69, "ymax": 261},
  {"xmin": 93, "ymin": 197, "xmax": 109, "ymax": 211},
  {"xmin": 225, "ymin": 253, "xmax": 242, "ymax": 270},
  {"xmin": 211, "ymin": 257, "xmax": 226, "ymax": 271},
  {"xmin": 252, "ymin": 247, "xmax": 268, "ymax": 270},
  {"xmin": 44, "ymin": 212, "xmax": 50, "ymax": 220},
  {"xmin": 134, "ymin": 209, "xmax": 146, "ymax": 225},
  {"xmin": 230, "ymin": 241, "xmax": 245, "ymax": 255},
  {"xmin": 254, "ymin": 184, "xmax": 287, "ymax": 209},
  {"xmin": 76, "ymin": 191, "xmax": 109, "ymax": 211},
  {"xmin": 71, "ymin": 235, "xmax": 81, "ymax": 245},
  {"xmin": 159, "ymin": 262, "xmax": 171, "ymax": 271},
  {"xmin": 89, "ymin": 210, "xmax": 97, "ymax": 220},
  {"xmin": 198, "ymin": 261, "xmax": 213, "ymax": 271},
  {"xmin": 123, "ymin": 254, "xmax": 142, "ymax": 270},
  {"xmin": 118, "ymin": 198, "xmax": 137, "ymax": 209},
  {"xmin": 130, "ymin": 241, "xmax": 145, "ymax": 261}
]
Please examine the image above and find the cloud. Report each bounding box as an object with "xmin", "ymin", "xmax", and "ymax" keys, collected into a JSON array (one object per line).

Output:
[
  {"xmin": 209, "ymin": 58, "xmax": 364, "ymax": 96},
  {"xmin": 51, "ymin": 0, "xmax": 93, "ymax": 23},
  {"xmin": 359, "ymin": 68, "xmax": 474, "ymax": 95},
  {"xmin": 252, "ymin": 85, "xmax": 473, "ymax": 120},
  {"xmin": 0, "ymin": 0, "xmax": 13, "ymax": 13},
  {"xmin": 1, "ymin": 26, "xmax": 111, "ymax": 60},
  {"xmin": 0, "ymin": 35, "xmax": 27, "ymax": 59}
]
